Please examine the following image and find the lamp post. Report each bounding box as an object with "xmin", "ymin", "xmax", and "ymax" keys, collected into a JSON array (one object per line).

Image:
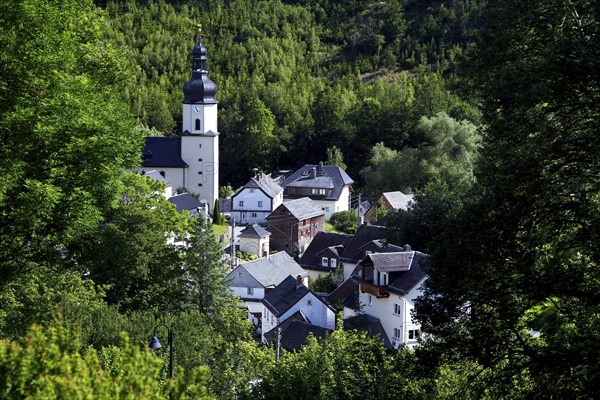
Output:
[{"xmin": 148, "ymin": 323, "xmax": 174, "ymax": 380}]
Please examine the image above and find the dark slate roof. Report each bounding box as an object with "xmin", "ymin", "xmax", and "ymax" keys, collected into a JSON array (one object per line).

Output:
[
  {"xmin": 327, "ymin": 278, "xmax": 359, "ymax": 311},
  {"xmin": 298, "ymin": 231, "xmax": 353, "ymax": 271},
  {"xmin": 281, "ymin": 164, "xmax": 354, "ymax": 201},
  {"xmin": 265, "ymin": 320, "xmax": 331, "ymax": 351},
  {"xmin": 226, "ymin": 251, "xmax": 306, "ymax": 289},
  {"xmin": 382, "ymin": 191, "xmax": 414, "ymax": 210},
  {"xmin": 262, "ymin": 275, "xmax": 311, "ymax": 317},
  {"xmin": 141, "ymin": 137, "xmax": 188, "ymax": 168},
  {"xmin": 219, "ymin": 198, "xmax": 232, "ymax": 213},
  {"xmin": 386, "ymin": 252, "xmax": 428, "ymax": 296},
  {"xmin": 239, "ymin": 224, "xmax": 271, "ymax": 239},
  {"xmin": 233, "ymin": 174, "xmax": 283, "ymax": 200},
  {"xmin": 343, "ymin": 314, "xmax": 392, "ymax": 349},
  {"xmin": 262, "ymin": 275, "xmax": 333, "ymax": 317},
  {"xmin": 270, "ymin": 197, "xmax": 324, "ymax": 221},
  {"xmin": 339, "ymin": 224, "xmax": 388, "ymax": 262},
  {"xmin": 168, "ymin": 193, "xmax": 204, "ymax": 212}
]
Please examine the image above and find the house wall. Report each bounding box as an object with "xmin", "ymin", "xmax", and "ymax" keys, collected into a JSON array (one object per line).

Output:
[
  {"xmin": 358, "ymin": 278, "xmax": 425, "ymax": 348},
  {"xmin": 239, "ymin": 236, "xmax": 269, "ymax": 257},
  {"xmin": 139, "ymin": 167, "xmax": 187, "ymax": 193},
  {"xmin": 232, "ymin": 188, "xmax": 274, "ymax": 224},
  {"xmin": 295, "ymin": 215, "xmax": 325, "ymax": 256},
  {"xmin": 279, "ymin": 292, "xmax": 336, "ymax": 330},
  {"xmin": 261, "ymin": 291, "xmax": 336, "ymax": 343}
]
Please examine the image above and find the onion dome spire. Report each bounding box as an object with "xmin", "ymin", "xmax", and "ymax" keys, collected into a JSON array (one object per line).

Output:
[{"xmin": 183, "ymin": 25, "xmax": 217, "ymax": 104}]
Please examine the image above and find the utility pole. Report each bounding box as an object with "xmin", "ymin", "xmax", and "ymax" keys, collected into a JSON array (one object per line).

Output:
[
  {"xmin": 357, "ymin": 193, "xmax": 361, "ymax": 227},
  {"xmin": 230, "ymin": 218, "xmax": 236, "ymax": 269}
]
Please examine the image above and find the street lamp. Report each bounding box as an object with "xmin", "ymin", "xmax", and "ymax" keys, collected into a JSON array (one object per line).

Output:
[{"xmin": 149, "ymin": 323, "xmax": 174, "ymax": 380}]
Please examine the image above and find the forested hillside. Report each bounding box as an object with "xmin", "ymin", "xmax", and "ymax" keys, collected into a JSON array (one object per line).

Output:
[
  {"xmin": 1, "ymin": 0, "xmax": 598, "ymax": 398},
  {"xmin": 99, "ymin": 0, "xmax": 483, "ymax": 188}
]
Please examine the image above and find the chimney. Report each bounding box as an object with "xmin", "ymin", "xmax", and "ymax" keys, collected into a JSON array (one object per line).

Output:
[
  {"xmin": 310, "ymin": 167, "xmax": 317, "ymax": 179},
  {"xmin": 404, "ymin": 244, "xmax": 412, "ymax": 251},
  {"xmin": 296, "ymin": 275, "xmax": 303, "ymax": 288},
  {"xmin": 317, "ymin": 161, "xmax": 325, "ymax": 176}
]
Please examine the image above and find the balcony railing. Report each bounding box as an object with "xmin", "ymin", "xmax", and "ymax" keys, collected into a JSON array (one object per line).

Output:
[{"xmin": 360, "ymin": 280, "xmax": 389, "ymax": 298}]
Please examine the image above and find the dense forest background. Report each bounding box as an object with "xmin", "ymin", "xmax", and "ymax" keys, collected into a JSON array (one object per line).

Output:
[
  {"xmin": 99, "ymin": 0, "xmax": 483, "ymax": 189},
  {"xmin": 1, "ymin": 0, "xmax": 598, "ymax": 398}
]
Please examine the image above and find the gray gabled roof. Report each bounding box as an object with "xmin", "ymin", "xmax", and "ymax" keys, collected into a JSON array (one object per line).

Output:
[
  {"xmin": 225, "ymin": 251, "xmax": 307, "ymax": 289},
  {"xmin": 363, "ymin": 251, "xmax": 414, "ymax": 272},
  {"xmin": 233, "ymin": 174, "xmax": 283, "ymax": 200},
  {"xmin": 270, "ymin": 197, "xmax": 324, "ymax": 221},
  {"xmin": 239, "ymin": 224, "xmax": 271, "ymax": 239},
  {"xmin": 382, "ymin": 191, "xmax": 414, "ymax": 211},
  {"xmin": 168, "ymin": 193, "xmax": 204, "ymax": 212},
  {"xmin": 141, "ymin": 137, "xmax": 188, "ymax": 168},
  {"xmin": 282, "ymin": 164, "xmax": 353, "ymax": 201}
]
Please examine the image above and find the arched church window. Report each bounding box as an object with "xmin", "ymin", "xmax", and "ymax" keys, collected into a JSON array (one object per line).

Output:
[{"xmin": 195, "ymin": 119, "xmax": 201, "ymax": 131}]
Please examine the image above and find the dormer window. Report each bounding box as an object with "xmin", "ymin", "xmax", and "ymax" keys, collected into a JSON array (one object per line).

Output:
[
  {"xmin": 321, "ymin": 257, "xmax": 328, "ymax": 267},
  {"xmin": 331, "ymin": 259, "xmax": 337, "ymax": 268}
]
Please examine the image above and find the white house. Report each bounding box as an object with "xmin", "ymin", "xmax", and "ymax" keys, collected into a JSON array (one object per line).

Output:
[
  {"xmin": 261, "ymin": 275, "xmax": 336, "ymax": 344},
  {"xmin": 238, "ymin": 224, "xmax": 270, "ymax": 258},
  {"xmin": 230, "ymin": 172, "xmax": 283, "ymax": 225},
  {"xmin": 281, "ymin": 162, "xmax": 353, "ymax": 219},
  {"xmin": 139, "ymin": 35, "xmax": 219, "ymax": 213},
  {"xmin": 356, "ymin": 248, "xmax": 427, "ymax": 348},
  {"xmin": 225, "ymin": 251, "xmax": 307, "ymax": 328}
]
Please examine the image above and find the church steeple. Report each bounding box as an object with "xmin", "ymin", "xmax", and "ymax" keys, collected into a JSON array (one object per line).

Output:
[{"xmin": 183, "ymin": 27, "xmax": 217, "ymax": 104}]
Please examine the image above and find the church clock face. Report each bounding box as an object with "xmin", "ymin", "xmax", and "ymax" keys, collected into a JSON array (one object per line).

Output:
[{"xmin": 193, "ymin": 106, "xmax": 201, "ymax": 113}]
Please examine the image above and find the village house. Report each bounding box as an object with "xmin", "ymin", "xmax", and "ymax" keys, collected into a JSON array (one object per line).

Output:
[
  {"xmin": 364, "ymin": 191, "xmax": 414, "ymax": 223},
  {"xmin": 266, "ymin": 197, "xmax": 325, "ymax": 257},
  {"xmin": 238, "ymin": 224, "xmax": 271, "ymax": 258},
  {"xmin": 280, "ymin": 162, "xmax": 353, "ymax": 219},
  {"xmin": 230, "ymin": 171, "xmax": 284, "ymax": 225},
  {"xmin": 297, "ymin": 231, "xmax": 353, "ymax": 281},
  {"xmin": 225, "ymin": 251, "xmax": 308, "ymax": 329},
  {"xmin": 261, "ymin": 275, "xmax": 336, "ymax": 344}
]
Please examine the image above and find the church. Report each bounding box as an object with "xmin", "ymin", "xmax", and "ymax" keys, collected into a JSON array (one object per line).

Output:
[{"xmin": 139, "ymin": 34, "xmax": 219, "ymax": 213}]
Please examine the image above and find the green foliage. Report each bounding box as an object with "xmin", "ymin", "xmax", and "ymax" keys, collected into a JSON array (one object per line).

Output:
[
  {"xmin": 213, "ymin": 199, "xmax": 222, "ymax": 225},
  {"xmin": 253, "ymin": 329, "xmax": 426, "ymax": 400},
  {"xmin": 361, "ymin": 113, "xmax": 480, "ymax": 194},
  {"xmin": 325, "ymin": 145, "xmax": 347, "ymax": 170},
  {"xmin": 219, "ymin": 184, "xmax": 234, "ymax": 198},
  {"xmin": 0, "ymin": 0, "xmax": 143, "ymax": 290},
  {"xmin": 0, "ymin": 321, "xmax": 212, "ymax": 398},
  {"xmin": 77, "ymin": 172, "xmax": 190, "ymax": 313},
  {"xmin": 415, "ymin": 0, "xmax": 600, "ymax": 397},
  {"xmin": 328, "ymin": 211, "xmax": 358, "ymax": 234},
  {"xmin": 309, "ymin": 273, "xmax": 337, "ymax": 293}
]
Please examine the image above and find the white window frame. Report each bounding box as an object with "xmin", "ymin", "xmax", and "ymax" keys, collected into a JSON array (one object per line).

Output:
[
  {"xmin": 247, "ymin": 287, "xmax": 254, "ymax": 295},
  {"xmin": 393, "ymin": 328, "xmax": 401, "ymax": 340},
  {"xmin": 239, "ymin": 200, "xmax": 244, "ymax": 207},
  {"xmin": 331, "ymin": 258, "xmax": 337, "ymax": 268},
  {"xmin": 394, "ymin": 303, "xmax": 402, "ymax": 316},
  {"xmin": 321, "ymin": 257, "xmax": 328, "ymax": 267},
  {"xmin": 258, "ymin": 200, "xmax": 263, "ymax": 207}
]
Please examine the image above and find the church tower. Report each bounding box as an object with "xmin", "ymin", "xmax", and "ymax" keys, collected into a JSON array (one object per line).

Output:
[{"xmin": 181, "ymin": 31, "xmax": 219, "ymax": 213}]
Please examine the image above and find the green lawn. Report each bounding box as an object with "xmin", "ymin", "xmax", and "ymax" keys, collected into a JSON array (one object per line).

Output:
[{"xmin": 212, "ymin": 222, "xmax": 230, "ymax": 237}]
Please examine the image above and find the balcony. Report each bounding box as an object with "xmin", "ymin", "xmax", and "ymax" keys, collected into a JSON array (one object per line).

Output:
[{"xmin": 360, "ymin": 280, "xmax": 389, "ymax": 298}]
